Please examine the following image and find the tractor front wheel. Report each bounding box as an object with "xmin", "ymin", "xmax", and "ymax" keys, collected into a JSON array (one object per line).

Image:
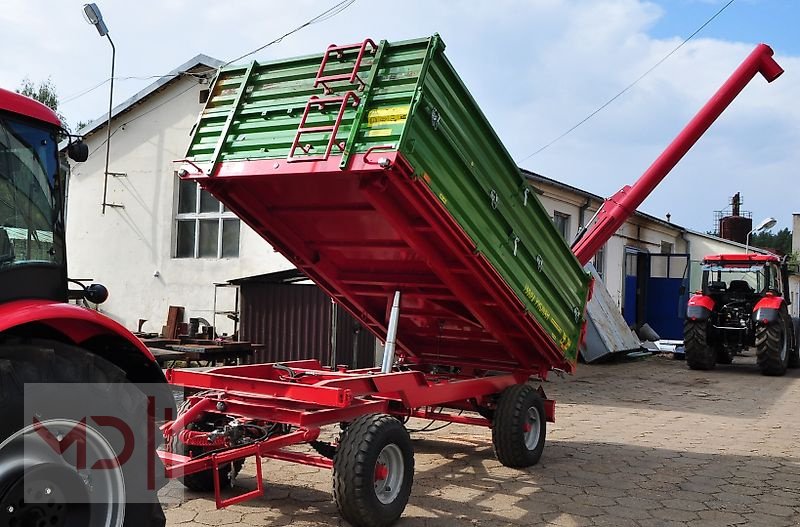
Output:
[
  {"xmin": 492, "ymin": 383, "xmax": 546, "ymax": 468},
  {"xmin": 332, "ymin": 414, "xmax": 414, "ymax": 527},
  {"xmin": 684, "ymin": 320, "xmax": 716, "ymax": 370}
]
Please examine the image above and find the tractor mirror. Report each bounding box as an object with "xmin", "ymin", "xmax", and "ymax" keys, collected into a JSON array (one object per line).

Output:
[
  {"xmin": 68, "ymin": 140, "xmax": 89, "ymax": 162},
  {"xmin": 84, "ymin": 283, "xmax": 109, "ymax": 304}
]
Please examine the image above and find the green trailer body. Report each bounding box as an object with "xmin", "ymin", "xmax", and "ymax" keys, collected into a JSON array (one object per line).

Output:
[{"xmin": 184, "ymin": 35, "xmax": 592, "ymax": 371}]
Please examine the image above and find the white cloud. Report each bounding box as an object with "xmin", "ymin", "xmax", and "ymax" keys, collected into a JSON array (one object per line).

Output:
[{"xmin": 0, "ymin": 0, "xmax": 796, "ymax": 231}]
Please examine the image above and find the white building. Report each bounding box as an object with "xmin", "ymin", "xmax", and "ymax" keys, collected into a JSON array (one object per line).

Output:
[
  {"xmin": 66, "ymin": 55, "xmax": 755, "ymax": 339},
  {"xmin": 66, "ymin": 55, "xmax": 292, "ymax": 335}
]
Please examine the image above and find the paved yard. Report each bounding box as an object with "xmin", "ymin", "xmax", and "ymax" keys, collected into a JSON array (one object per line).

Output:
[{"xmin": 162, "ymin": 354, "xmax": 800, "ymax": 526}]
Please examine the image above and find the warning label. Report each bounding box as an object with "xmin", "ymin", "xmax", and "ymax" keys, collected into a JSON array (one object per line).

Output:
[{"xmin": 367, "ymin": 106, "xmax": 409, "ymax": 127}]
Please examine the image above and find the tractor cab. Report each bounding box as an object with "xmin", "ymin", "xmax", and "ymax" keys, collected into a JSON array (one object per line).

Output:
[
  {"xmin": 701, "ymin": 254, "xmax": 788, "ymax": 301},
  {"xmin": 0, "ymin": 89, "xmax": 88, "ymax": 305}
]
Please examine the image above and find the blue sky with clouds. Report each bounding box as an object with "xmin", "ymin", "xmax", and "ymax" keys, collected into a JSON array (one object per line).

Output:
[
  {"xmin": 1, "ymin": 0, "xmax": 797, "ymax": 234},
  {"xmin": 649, "ymin": 0, "xmax": 798, "ymax": 55}
]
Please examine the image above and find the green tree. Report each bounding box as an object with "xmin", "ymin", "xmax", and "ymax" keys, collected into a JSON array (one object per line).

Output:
[
  {"xmin": 16, "ymin": 77, "xmax": 70, "ymax": 131},
  {"xmin": 751, "ymin": 227, "xmax": 792, "ymax": 255}
]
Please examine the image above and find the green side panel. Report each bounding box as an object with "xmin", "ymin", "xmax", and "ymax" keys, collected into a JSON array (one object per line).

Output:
[
  {"xmin": 187, "ymin": 35, "xmax": 592, "ymax": 364},
  {"xmin": 186, "ymin": 39, "xmax": 430, "ymax": 163},
  {"xmin": 399, "ymin": 41, "xmax": 591, "ymax": 363}
]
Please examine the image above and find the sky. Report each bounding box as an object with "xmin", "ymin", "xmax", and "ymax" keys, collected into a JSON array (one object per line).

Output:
[{"xmin": 1, "ymin": 0, "xmax": 797, "ymax": 235}]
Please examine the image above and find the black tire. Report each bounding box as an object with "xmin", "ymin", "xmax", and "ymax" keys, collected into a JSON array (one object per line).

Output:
[
  {"xmin": 310, "ymin": 440, "xmax": 338, "ymax": 460},
  {"xmin": 171, "ymin": 432, "xmax": 241, "ymax": 493},
  {"xmin": 715, "ymin": 348, "xmax": 734, "ymax": 365},
  {"xmin": 332, "ymin": 414, "xmax": 414, "ymax": 527},
  {"xmin": 684, "ymin": 320, "xmax": 716, "ymax": 370},
  {"xmin": 492, "ymin": 384, "xmax": 546, "ymax": 468},
  {"xmin": 0, "ymin": 339, "xmax": 166, "ymax": 527},
  {"xmin": 788, "ymin": 317, "xmax": 800, "ymax": 369},
  {"xmin": 756, "ymin": 311, "xmax": 790, "ymax": 376}
]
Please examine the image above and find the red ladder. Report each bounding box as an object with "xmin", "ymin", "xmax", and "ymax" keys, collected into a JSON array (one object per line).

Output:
[
  {"xmin": 287, "ymin": 38, "xmax": 376, "ymax": 163},
  {"xmin": 287, "ymin": 92, "xmax": 361, "ymax": 162},
  {"xmin": 314, "ymin": 39, "xmax": 377, "ymax": 93}
]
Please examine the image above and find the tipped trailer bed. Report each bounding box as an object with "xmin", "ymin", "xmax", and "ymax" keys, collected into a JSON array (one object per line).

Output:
[{"xmin": 161, "ymin": 36, "xmax": 783, "ymax": 526}]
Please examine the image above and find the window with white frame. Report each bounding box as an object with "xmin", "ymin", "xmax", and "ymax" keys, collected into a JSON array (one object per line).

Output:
[
  {"xmin": 593, "ymin": 244, "xmax": 606, "ymax": 280},
  {"xmin": 174, "ymin": 175, "xmax": 240, "ymax": 258},
  {"xmin": 553, "ymin": 211, "xmax": 571, "ymax": 241}
]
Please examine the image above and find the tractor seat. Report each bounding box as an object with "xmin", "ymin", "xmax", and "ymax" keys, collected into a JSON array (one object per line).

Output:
[
  {"xmin": 707, "ymin": 281, "xmax": 727, "ymax": 292},
  {"xmin": 728, "ymin": 280, "xmax": 753, "ymax": 294}
]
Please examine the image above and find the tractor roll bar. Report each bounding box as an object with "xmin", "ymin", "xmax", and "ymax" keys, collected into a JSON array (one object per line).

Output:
[{"xmin": 572, "ymin": 44, "xmax": 784, "ymax": 265}]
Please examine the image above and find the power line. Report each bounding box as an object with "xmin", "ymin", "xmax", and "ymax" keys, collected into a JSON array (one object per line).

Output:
[
  {"xmin": 516, "ymin": 0, "xmax": 736, "ymax": 164},
  {"xmin": 60, "ymin": 0, "xmax": 356, "ymax": 108},
  {"xmin": 84, "ymin": 81, "xmax": 198, "ymax": 159},
  {"xmin": 223, "ymin": 0, "xmax": 356, "ymax": 67},
  {"xmin": 61, "ymin": 70, "xmax": 215, "ymax": 106}
]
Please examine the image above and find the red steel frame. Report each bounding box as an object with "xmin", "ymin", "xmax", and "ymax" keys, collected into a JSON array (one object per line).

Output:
[
  {"xmin": 164, "ymin": 42, "xmax": 784, "ymax": 509},
  {"xmin": 159, "ymin": 359, "xmax": 549, "ymax": 507}
]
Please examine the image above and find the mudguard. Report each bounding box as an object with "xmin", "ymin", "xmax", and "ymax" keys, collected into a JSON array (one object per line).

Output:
[
  {"xmin": 687, "ymin": 294, "xmax": 714, "ymax": 321},
  {"xmin": 0, "ymin": 299, "xmax": 165, "ymax": 384},
  {"xmin": 752, "ymin": 295, "xmax": 786, "ymax": 326}
]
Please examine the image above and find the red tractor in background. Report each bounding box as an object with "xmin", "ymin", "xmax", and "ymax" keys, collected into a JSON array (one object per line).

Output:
[
  {"xmin": 685, "ymin": 253, "xmax": 799, "ymax": 375},
  {"xmin": 0, "ymin": 89, "xmax": 168, "ymax": 525}
]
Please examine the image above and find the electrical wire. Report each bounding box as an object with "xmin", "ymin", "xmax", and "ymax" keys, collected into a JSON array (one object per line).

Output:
[
  {"xmin": 83, "ymin": 80, "xmax": 199, "ymax": 159},
  {"xmin": 60, "ymin": 0, "xmax": 356, "ymax": 108},
  {"xmin": 404, "ymin": 407, "xmax": 461, "ymax": 433},
  {"xmin": 516, "ymin": 0, "xmax": 736, "ymax": 163},
  {"xmin": 222, "ymin": 0, "xmax": 356, "ymax": 67}
]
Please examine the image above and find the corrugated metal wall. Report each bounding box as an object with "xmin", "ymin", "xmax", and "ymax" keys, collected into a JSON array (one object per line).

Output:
[{"xmin": 239, "ymin": 282, "xmax": 376, "ymax": 368}]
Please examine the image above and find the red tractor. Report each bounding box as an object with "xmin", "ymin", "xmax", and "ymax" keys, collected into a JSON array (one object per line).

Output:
[
  {"xmin": 0, "ymin": 89, "xmax": 168, "ymax": 525},
  {"xmin": 685, "ymin": 253, "xmax": 799, "ymax": 375}
]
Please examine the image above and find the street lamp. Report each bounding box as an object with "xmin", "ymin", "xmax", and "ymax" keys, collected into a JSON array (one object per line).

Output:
[
  {"xmin": 83, "ymin": 3, "xmax": 115, "ymax": 214},
  {"xmin": 746, "ymin": 217, "xmax": 777, "ymax": 254}
]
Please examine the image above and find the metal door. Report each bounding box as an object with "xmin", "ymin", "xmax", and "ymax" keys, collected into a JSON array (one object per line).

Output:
[{"xmin": 645, "ymin": 254, "xmax": 689, "ymax": 340}]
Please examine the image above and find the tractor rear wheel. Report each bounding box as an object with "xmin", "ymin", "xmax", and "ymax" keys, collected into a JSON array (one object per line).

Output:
[
  {"xmin": 333, "ymin": 414, "xmax": 414, "ymax": 527},
  {"xmin": 756, "ymin": 311, "xmax": 790, "ymax": 376},
  {"xmin": 492, "ymin": 384, "xmax": 546, "ymax": 468},
  {"xmin": 0, "ymin": 339, "xmax": 166, "ymax": 527},
  {"xmin": 788, "ymin": 317, "xmax": 800, "ymax": 369},
  {"xmin": 684, "ymin": 320, "xmax": 716, "ymax": 370}
]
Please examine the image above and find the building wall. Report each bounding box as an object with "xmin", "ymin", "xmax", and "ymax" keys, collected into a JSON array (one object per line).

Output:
[
  {"xmin": 530, "ymin": 181, "xmax": 686, "ymax": 308},
  {"xmin": 66, "ymin": 77, "xmax": 291, "ymax": 334}
]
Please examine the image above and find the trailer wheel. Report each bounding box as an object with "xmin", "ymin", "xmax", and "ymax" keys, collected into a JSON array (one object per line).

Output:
[
  {"xmin": 0, "ymin": 340, "xmax": 166, "ymax": 527},
  {"xmin": 492, "ymin": 384, "xmax": 546, "ymax": 468},
  {"xmin": 171, "ymin": 433, "xmax": 241, "ymax": 493},
  {"xmin": 756, "ymin": 310, "xmax": 790, "ymax": 376},
  {"xmin": 332, "ymin": 414, "xmax": 413, "ymax": 527},
  {"xmin": 684, "ymin": 320, "xmax": 716, "ymax": 370}
]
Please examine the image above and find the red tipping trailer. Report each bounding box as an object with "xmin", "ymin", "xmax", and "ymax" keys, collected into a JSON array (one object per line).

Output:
[{"xmin": 161, "ymin": 37, "xmax": 782, "ymax": 526}]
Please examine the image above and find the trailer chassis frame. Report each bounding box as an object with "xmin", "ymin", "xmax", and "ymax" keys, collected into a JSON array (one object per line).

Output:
[{"xmin": 158, "ymin": 359, "xmax": 554, "ymax": 507}]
